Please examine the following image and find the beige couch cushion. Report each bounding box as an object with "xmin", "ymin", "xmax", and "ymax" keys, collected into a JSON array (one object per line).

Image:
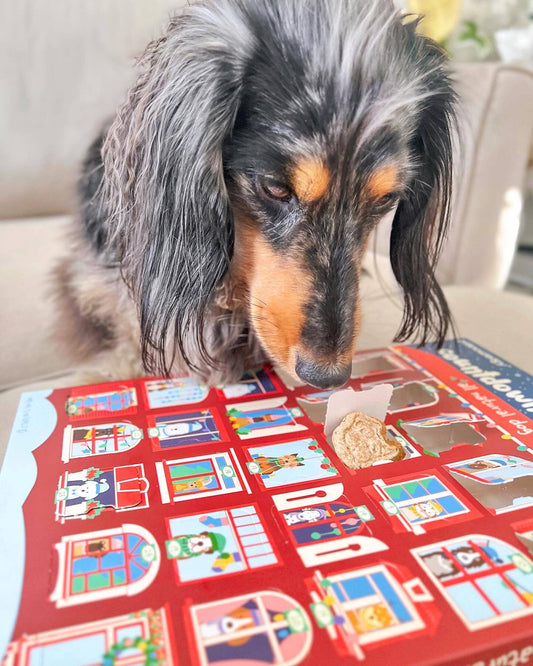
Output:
[
  {"xmin": 0, "ymin": 216, "xmax": 73, "ymax": 390},
  {"xmin": 373, "ymin": 63, "xmax": 533, "ymax": 288},
  {"xmin": 359, "ymin": 283, "xmax": 533, "ymax": 376}
]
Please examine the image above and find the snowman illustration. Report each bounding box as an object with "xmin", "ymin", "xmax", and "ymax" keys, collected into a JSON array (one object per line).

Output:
[
  {"xmin": 160, "ymin": 421, "xmax": 204, "ymax": 438},
  {"xmin": 56, "ymin": 474, "xmax": 114, "ymax": 518},
  {"xmin": 67, "ymin": 478, "xmax": 110, "ymax": 500}
]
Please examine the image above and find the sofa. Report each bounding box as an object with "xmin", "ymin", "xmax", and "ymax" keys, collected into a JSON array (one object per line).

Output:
[{"xmin": 1, "ymin": 0, "xmax": 533, "ymax": 463}]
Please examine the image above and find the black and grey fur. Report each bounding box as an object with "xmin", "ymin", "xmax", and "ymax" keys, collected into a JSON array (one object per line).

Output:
[{"xmin": 55, "ymin": 0, "xmax": 456, "ymax": 389}]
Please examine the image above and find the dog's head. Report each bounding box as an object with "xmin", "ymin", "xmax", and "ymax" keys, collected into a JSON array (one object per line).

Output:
[{"xmin": 103, "ymin": 0, "xmax": 456, "ymax": 388}]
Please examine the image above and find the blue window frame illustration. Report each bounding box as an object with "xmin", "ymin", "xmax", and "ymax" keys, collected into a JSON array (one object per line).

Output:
[
  {"xmin": 144, "ymin": 377, "xmax": 210, "ymax": 409},
  {"xmin": 4, "ymin": 607, "xmax": 175, "ymax": 666},
  {"xmin": 66, "ymin": 387, "xmax": 137, "ymax": 418},
  {"xmin": 62, "ymin": 423, "xmax": 143, "ymax": 463},
  {"xmin": 150, "ymin": 410, "xmax": 223, "ymax": 449},
  {"xmin": 373, "ymin": 474, "xmax": 470, "ymax": 534},
  {"xmin": 315, "ymin": 565, "xmax": 426, "ymax": 646},
  {"xmin": 413, "ymin": 536, "xmax": 533, "ymax": 629},
  {"xmin": 50, "ymin": 525, "xmax": 160, "ymax": 607}
]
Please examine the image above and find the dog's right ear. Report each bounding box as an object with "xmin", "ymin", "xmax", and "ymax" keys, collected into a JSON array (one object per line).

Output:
[{"xmin": 102, "ymin": 4, "xmax": 253, "ymax": 376}]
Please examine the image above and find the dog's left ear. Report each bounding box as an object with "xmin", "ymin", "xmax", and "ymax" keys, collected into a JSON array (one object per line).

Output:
[
  {"xmin": 389, "ymin": 39, "xmax": 457, "ymax": 348},
  {"xmin": 102, "ymin": 5, "xmax": 253, "ymax": 376}
]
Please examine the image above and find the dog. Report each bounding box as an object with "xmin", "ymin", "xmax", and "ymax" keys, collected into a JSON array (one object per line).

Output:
[{"xmin": 54, "ymin": 0, "xmax": 456, "ymax": 389}]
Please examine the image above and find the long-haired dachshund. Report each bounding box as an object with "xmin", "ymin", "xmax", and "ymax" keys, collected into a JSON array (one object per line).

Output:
[{"xmin": 55, "ymin": 0, "xmax": 456, "ymax": 389}]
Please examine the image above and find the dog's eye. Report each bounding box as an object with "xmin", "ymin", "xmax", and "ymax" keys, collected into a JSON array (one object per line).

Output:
[
  {"xmin": 376, "ymin": 192, "xmax": 399, "ymax": 207},
  {"xmin": 258, "ymin": 177, "xmax": 293, "ymax": 202}
]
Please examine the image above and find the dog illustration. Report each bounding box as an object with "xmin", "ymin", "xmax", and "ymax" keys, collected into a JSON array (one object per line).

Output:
[
  {"xmin": 254, "ymin": 453, "xmax": 304, "ymax": 477},
  {"xmin": 173, "ymin": 476, "xmax": 214, "ymax": 494}
]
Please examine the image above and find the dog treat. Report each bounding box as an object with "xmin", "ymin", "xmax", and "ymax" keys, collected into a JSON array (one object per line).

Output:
[{"xmin": 331, "ymin": 411, "xmax": 405, "ymax": 469}]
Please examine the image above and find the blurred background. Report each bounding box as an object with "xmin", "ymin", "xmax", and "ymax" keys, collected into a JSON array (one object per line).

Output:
[
  {"xmin": 0, "ymin": 0, "xmax": 532, "ymax": 392},
  {"xmin": 395, "ymin": 0, "xmax": 533, "ymax": 292}
]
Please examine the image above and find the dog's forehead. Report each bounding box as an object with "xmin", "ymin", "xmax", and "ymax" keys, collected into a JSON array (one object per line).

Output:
[
  {"xmin": 233, "ymin": 85, "xmax": 408, "ymax": 174},
  {"xmin": 223, "ymin": 0, "xmax": 433, "ymax": 200}
]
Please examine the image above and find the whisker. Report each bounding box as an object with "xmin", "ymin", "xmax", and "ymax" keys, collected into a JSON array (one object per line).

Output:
[{"xmin": 249, "ymin": 314, "xmax": 281, "ymax": 331}]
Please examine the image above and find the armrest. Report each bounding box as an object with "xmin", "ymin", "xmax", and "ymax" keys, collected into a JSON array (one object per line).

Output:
[{"xmin": 372, "ymin": 62, "xmax": 533, "ymax": 289}]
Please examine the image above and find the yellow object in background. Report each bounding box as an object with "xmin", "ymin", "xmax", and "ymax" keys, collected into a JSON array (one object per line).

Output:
[{"xmin": 407, "ymin": 0, "xmax": 462, "ymax": 43}]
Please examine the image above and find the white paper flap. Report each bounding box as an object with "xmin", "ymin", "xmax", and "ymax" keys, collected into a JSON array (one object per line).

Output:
[{"xmin": 324, "ymin": 384, "xmax": 393, "ymax": 439}]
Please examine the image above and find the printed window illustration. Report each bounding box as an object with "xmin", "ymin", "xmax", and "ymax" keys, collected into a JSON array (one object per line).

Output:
[
  {"xmin": 309, "ymin": 565, "xmax": 432, "ymax": 660},
  {"xmin": 245, "ymin": 439, "xmax": 338, "ymax": 489},
  {"xmin": 155, "ymin": 450, "xmax": 250, "ymax": 504},
  {"xmin": 217, "ymin": 367, "xmax": 280, "ymax": 400},
  {"xmin": 144, "ymin": 376, "xmax": 210, "ymax": 409},
  {"xmin": 61, "ymin": 423, "xmax": 143, "ymax": 463},
  {"xmin": 189, "ymin": 591, "xmax": 313, "ymax": 666},
  {"xmin": 226, "ymin": 397, "xmax": 307, "ymax": 440},
  {"xmin": 55, "ymin": 464, "xmax": 149, "ymax": 522},
  {"xmin": 50, "ymin": 524, "xmax": 159, "ymax": 607},
  {"xmin": 282, "ymin": 501, "xmax": 366, "ymax": 546},
  {"xmin": 447, "ymin": 454, "xmax": 533, "ymax": 514},
  {"xmin": 166, "ymin": 505, "xmax": 278, "ymax": 583},
  {"xmin": 65, "ymin": 386, "xmax": 137, "ymax": 419},
  {"xmin": 148, "ymin": 408, "xmax": 228, "ymax": 450},
  {"xmin": 2, "ymin": 607, "xmax": 176, "ymax": 666},
  {"xmin": 371, "ymin": 473, "xmax": 471, "ymax": 535},
  {"xmin": 413, "ymin": 535, "xmax": 533, "ymax": 629}
]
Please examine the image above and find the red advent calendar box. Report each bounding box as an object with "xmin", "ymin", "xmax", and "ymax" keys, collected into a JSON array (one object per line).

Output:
[{"xmin": 1, "ymin": 339, "xmax": 533, "ymax": 666}]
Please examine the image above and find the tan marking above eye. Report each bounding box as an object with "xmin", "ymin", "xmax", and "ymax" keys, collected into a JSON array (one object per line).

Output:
[
  {"xmin": 367, "ymin": 164, "xmax": 399, "ymax": 199},
  {"xmin": 290, "ymin": 158, "xmax": 330, "ymax": 203}
]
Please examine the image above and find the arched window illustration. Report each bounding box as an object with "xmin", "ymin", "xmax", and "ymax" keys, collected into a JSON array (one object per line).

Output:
[
  {"xmin": 413, "ymin": 535, "xmax": 533, "ymax": 629},
  {"xmin": 190, "ymin": 591, "xmax": 312, "ymax": 665},
  {"xmin": 61, "ymin": 423, "xmax": 143, "ymax": 463},
  {"xmin": 3, "ymin": 607, "xmax": 175, "ymax": 666},
  {"xmin": 6, "ymin": 607, "xmax": 176, "ymax": 666},
  {"xmin": 50, "ymin": 524, "xmax": 160, "ymax": 607}
]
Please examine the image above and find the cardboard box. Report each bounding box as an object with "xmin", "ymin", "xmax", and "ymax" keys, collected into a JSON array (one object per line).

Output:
[{"xmin": 1, "ymin": 339, "xmax": 532, "ymax": 665}]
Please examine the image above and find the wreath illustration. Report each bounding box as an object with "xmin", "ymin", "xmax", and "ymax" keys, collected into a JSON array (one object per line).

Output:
[{"xmin": 102, "ymin": 635, "xmax": 163, "ymax": 665}]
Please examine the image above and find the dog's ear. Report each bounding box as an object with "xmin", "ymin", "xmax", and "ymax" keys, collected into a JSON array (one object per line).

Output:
[
  {"xmin": 102, "ymin": 6, "xmax": 252, "ymax": 375},
  {"xmin": 389, "ymin": 40, "xmax": 457, "ymax": 348}
]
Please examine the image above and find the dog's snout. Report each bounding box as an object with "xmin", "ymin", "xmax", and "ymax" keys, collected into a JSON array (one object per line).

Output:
[{"xmin": 295, "ymin": 355, "xmax": 351, "ymax": 389}]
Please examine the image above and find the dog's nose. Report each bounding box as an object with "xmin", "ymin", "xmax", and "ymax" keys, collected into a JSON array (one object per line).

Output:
[{"xmin": 295, "ymin": 355, "xmax": 351, "ymax": 389}]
